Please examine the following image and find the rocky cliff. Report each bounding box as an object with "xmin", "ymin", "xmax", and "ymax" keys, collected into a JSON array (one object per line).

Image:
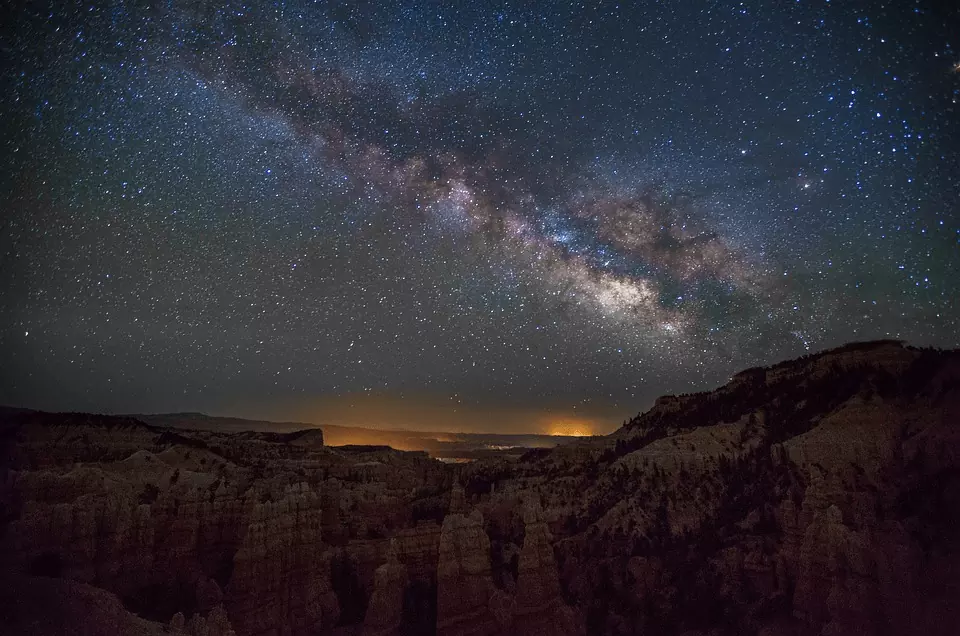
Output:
[
  {"xmin": 459, "ymin": 341, "xmax": 960, "ymax": 635},
  {"xmin": 0, "ymin": 413, "xmax": 447, "ymax": 635},
  {"xmin": 435, "ymin": 508, "xmax": 505, "ymax": 636},
  {"xmin": 512, "ymin": 498, "xmax": 576, "ymax": 635},
  {"xmin": 1, "ymin": 340, "xmax": 958, "ymax": 636}
]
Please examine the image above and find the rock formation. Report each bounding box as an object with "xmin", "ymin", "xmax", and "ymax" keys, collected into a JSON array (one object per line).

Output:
[
  {"xmin": 0, "ymin": 412, "xmax": 444, "ymax": 635},
  {"xmin": 513, "ymin": 497, "xmax": 576, "ymax": 635},
  {"xmin": 458, "ymin": 341, "xmax": 960, "ymax": 635},
  {"xmin": 448, "ymin": 479, "xmax": 467, "ymax": 514},
  {"xmin": 435, "ymin": 510, "xmax": 504, "ymax": 636},
  {"xmin": 362, "ymin": 540, "xmax": 409, "ymax": 636},
  {"xmin": 0, "ymin": 573, "xmax": 174, "ymax": 636},
  {"xmin": 223, "ymin": 483, "xmax": 339, "ymax": 635},
  {"xmin": 171, "ymin": 605, "xmax": 237, "ymax": 636},
  {"xmin": 1, "ymin": 341, "xmax": 959, "ymax": 636}
]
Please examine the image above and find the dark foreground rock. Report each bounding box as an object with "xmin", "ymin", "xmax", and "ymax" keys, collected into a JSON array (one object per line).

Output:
[{"xmin": 1, "ymin": 340, "xmax": 958, "ymax": 635}]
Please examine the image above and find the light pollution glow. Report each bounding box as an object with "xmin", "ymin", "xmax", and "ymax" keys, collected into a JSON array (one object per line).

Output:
[
  {"xmin": 222, "ymin": 393, "xmax": 614, "ymax": 436},
  {"xmin": 543, "ymin": 417, "xmax": 597, "ymax": 437}
]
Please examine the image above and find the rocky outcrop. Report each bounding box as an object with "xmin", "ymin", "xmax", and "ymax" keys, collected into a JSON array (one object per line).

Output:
[
  {"xmin": 0, "ymin": 412, "xmax": 444, "ymax": 636},
  {"xmin": 223, "ymin": 483, "xmax": 339, "ymax": 635},
  {"xmin": 513, "ymin": 498, "xmax": 576, "ymax": 635},
  {"xmin": 436, "ymin": 510, "xmax": 505, "ymax": 636},
  {"xmin": 392, "ymin": 521, "xmax": 443, "ymax": 583},
  {"xmin": 361, "ymin": 541, "xmax": 408, "ymax": 636},
  {"xmin": 773, "ymin": 399, "xmax": 943, "ymax": 636},
  {"xmin": 449, "ymin": 480, "xmax": 467, "ymax": 514},
  {"xmin": 0, "ymin": 574, "xmax": 174, "ymax": 636},
  {"xmin": 1, "ymin": 341, "xmax": 958, "ymax": 636},
  {"xmin": 459, "ymin": 341, "xmax": 960, "ymax": 636},
  {"xmin": 0, "ymin": 456, "xmax": 337, "ymax": 636},
  {"xmin": 170, "ymin": 605, "xmax": 236, "ymax": 636}
]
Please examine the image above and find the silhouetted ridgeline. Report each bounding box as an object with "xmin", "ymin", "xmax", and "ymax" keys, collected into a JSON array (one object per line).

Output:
[
  {"xmin": 458, "ymin": 341, "xmax": 960, "ymax": 634},
  {"xmin": 1, "ymin": 340, "xmax": 958, "ymax": 635}
]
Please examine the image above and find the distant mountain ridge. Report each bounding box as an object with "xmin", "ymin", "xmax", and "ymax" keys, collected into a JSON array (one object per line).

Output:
[{"xmin": 130, "ymin": 412, "xmax": 582, "ymax": 458}]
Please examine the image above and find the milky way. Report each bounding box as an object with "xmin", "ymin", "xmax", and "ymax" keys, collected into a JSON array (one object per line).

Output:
[{"xmin": 1, "ymin": 1, "xmax": 958, "ymax": 431}]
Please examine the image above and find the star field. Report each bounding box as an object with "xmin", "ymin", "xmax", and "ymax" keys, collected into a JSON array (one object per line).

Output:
[{"xmin": 1, "ymin": 1, "xmax": 958, "ymax": 432}]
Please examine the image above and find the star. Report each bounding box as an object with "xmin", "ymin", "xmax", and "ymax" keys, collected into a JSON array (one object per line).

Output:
[{"xmin": 0, "ymin": 0, "xmax": 955, "ymax": 432}]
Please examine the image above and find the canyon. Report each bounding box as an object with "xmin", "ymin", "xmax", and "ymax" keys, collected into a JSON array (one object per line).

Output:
[{"xmin": 1, "ymin": 340, "xmax": 958, "ymax": 635}]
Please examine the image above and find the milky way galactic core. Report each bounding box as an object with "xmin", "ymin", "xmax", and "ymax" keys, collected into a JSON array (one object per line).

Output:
[{"xmin": 1, "ymin": 1, "xmax": 958, "ymax": 429}]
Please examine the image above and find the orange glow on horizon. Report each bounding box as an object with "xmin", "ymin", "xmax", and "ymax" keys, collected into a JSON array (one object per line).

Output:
[
  {"xmin": 545, "ymin": 417, "xmax": 596, "ymax": 437},
  {"xmin": 228, "ymin": 393, "xmax": 620, "ymax": 436}
]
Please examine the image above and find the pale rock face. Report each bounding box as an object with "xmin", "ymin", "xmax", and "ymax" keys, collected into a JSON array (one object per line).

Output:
[
  {"xmin": 183, "ymin": 605, "xmax": 237, "ymax": 636},
  {"xmin": 170, "ymin": 612, "xmax": 187, "ymax": 631},
  {"xmin": 513, "ymin": 497, "xmax": 576, "ymax": 635},
  {"xmin": 391, "ymin": 522, "xmax": 443, "ymax": 583},
  {"xmin": 224, "ymin": 484, "xmax": 339, "ymax": 635},
  {"xmin": 0, "ymin": 419, "xmax": 351, "ymax": 636},
  {"xmin": 449, "ymin": 480, "xmax": 467, "ymax": 514},
  {"xmin": 362, "ymin": 541, "xmax": 409, "ymax": 636},
  {"xmin": 515, "ymin": 498, "xmax": 560, "ymax": 607},
  {"xmin": 433, "ymin": 499, "xmax": 578, "ymax": 636},
  {"xmin": 776, "ymin": 401, "xmax": 936, "ymax": 636},
  {"xmin": 435, "ymin": 510, "xmax": 502, "ymax": 636}
]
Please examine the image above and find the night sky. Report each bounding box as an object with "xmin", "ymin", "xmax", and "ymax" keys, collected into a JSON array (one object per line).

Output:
[{"xmin": 1, "ymin": 1, "xmax": 958, "ymax": 434}]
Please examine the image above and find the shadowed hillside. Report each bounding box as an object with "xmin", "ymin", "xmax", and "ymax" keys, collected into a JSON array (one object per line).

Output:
[{"xmin": 1, "ymin": 340, "xmax": 958, "ymax": 635}]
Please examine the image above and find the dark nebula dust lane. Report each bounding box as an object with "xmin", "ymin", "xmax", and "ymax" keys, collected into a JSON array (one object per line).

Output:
[{"xmin": 1, "ymin": 1, "xmax": 958, "ymax": 432}]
